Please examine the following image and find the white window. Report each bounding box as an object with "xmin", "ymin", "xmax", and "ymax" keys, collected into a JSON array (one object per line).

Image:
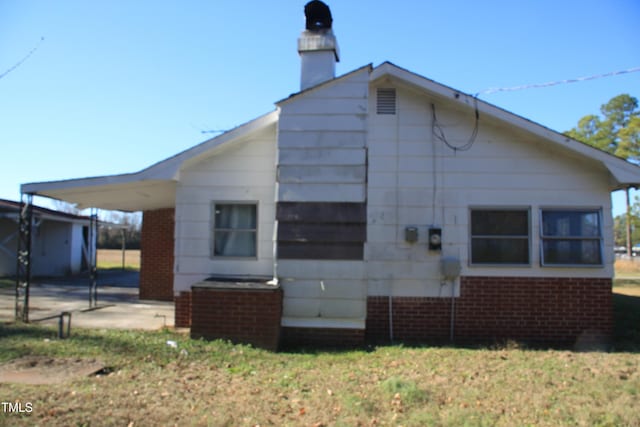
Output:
[
  {"xmin": 470, "ymin": 208, "xmax": 530, "ymax": 265},
  {"xmin": 540, "ymin": 209, "xmax": 602, "ymax": 266},
  {"xmin": 212, "ymin": 203, "xmax": 257, "ymax": 258}
]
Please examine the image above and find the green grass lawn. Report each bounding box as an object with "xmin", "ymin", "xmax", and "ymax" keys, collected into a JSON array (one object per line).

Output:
[
  {"xmin": 0, "ymin": 274, "xmax": 638, "ymax": 425},
  {"xmin": 0, "ymin": 277, "xmax": 13, "ymax": 289},
  {"xmin": 96, "ymin": 249, "xmax": 140, "ymax": 271},
  {"xmin": 2, "ymin": 290, "xmax": 640, "ymax": 427}
]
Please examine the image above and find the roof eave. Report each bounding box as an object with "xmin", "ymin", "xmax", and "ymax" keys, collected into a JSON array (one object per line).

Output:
[{"xmin": 21, "ymin": 110, "xmax": 279, "ymax": 211}]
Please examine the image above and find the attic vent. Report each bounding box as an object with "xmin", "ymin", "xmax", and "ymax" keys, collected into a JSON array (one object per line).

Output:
[{"xmin": 376, "ymin": 88, "xmax": 396, "ymax": 115}]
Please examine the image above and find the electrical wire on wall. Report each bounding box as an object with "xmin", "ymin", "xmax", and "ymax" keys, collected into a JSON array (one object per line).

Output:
[
  {"xmin": 431, "ymin": 98, "xmax": 480, "ymax": 153},
  {"xmin": 429, "ymin": 103, "xmax": 438, "ymax": 227}
]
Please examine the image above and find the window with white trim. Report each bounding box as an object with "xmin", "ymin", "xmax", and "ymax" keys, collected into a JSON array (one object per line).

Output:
[
  {"xmin": 540, "ymin": 209, "xmax": 602, "ymax": 266},
  {"xmin": 212, "ymin": 203, "xmax": 257, "ymax": 258},
  {"xmin": 470, "ymin": 209, "xmax": 530, "ymax": 265}
]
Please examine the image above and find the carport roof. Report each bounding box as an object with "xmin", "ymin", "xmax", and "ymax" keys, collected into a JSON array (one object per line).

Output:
[{"xmin": 21, "ymin": 111, "xmax": 278, "ymax": 212}]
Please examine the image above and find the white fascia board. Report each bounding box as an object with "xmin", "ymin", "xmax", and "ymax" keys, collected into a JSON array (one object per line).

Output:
[
  {"xmin": 22, "ymin": 110, "xmax": 279, "ymax": 199},
  {"xmin": 371, "ymin": 62, "xmax": 640, "ymax": 188},
  {"xmin": 22, "ymin": 172, "xmax": 147, "ymax": 195}
]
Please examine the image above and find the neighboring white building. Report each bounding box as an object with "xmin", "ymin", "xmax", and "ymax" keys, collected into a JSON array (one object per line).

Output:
[
  {"xmin": 0, "ymin": 199, "xmax": 91, "ymax": 277},
  {"xmin": 22, "ymin": 2, "xmax": 640, "ymax": 347}
]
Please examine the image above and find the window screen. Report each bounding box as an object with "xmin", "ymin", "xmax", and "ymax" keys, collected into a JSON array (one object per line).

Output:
[
  {"xmin": 470, "ymin": 209, "xmax": 530, "ymax": 265},
  {"xmin": 540, "ymin": 210, "xmax": 602, "ymax": 265}
]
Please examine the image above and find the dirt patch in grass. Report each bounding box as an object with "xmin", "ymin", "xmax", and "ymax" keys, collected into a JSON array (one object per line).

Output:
[{"xmin": 0, "ymin": 356, "xmax": 104, "ymax": 385}]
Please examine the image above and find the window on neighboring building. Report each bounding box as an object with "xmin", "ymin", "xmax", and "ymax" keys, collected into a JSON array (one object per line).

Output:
[
  {"xmin": 212, "ymin": 203, "xmax": 257, "ymax": 258},
  {"xmin": 470, "ymin": 209, "xmax": 530, "ymax": 265},
  {"xmin": 540, "ymin": 209, "xmax": 602, "ymax": 266}
]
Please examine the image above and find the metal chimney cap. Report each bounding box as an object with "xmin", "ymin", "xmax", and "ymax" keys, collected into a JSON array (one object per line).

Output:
[
  {"xmin": 304, "ymin": 1, "xmax": 333, "ymax": 31},
  {"xmin": 298, "ymin": 30, "xmax": 340, "ymax": 62}
]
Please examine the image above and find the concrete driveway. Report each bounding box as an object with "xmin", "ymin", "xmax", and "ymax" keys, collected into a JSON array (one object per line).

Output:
[{"xmin": 0, "ymin": 271, "xmax": 174, "ymax": 331}]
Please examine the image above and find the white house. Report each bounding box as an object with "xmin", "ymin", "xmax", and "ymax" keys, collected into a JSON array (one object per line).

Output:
[
  {"xmin": 22, "ymin": 2, "xmax": 640, "ymax": 348},
  {"xmin": 0, "ymin": 199, "xmax": 91, "ymax": 277}
]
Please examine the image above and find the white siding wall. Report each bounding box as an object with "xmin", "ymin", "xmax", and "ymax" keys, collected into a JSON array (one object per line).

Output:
[
  {"xmin": 69, "ymin": 223, "xmax": 84, "ymax": 275},
  {"xmin": 367, "ymin": 84, "xmax": 613, "ymax": 298},
  {"xmin": 277, "ymin": 69, "xmax": 369, "ymax": 328},
  {"xmin": 173, "ymin": 125, "xmax": 277, "ymax": 293},
  {"xmin": 1, "ymin": 218, "xmax": 85, "ymax": 277},
  {"xmin": 0, "ymin": 219, "xmax": 17, "ymax": 276},
  {"xmin": 32, "ymin": 221, "xmax": 73, "ymax": 276},
  {"xmin": 277, "ymin": 69, "xmax": 369, "ymax": 202}
]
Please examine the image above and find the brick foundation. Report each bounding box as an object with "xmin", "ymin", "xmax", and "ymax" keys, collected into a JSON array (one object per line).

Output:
[
  {"xmin": 190, "ymin": 286, "xmax": 283, "ymax": 351},
  {"xmin": 366, "ymin": 276, "xmax": 612, "ymax": 346},
  {"xmin": 139, "ymin": 208, "xmax": 175, "ymax": 301},
  {"xmin": 178, "ymin": 275, "xmax": 612, "ymax": 348},
  {"xmin": 280, "ymin": 327, "xmax": 365, "ymax": 349},
  {"xmin": 366, "ymin": 296, "xmax": 451, "ymax": 345},
  {"xmin": 174, "ymin": 291, "xmax": 191, "ymax": 328}
]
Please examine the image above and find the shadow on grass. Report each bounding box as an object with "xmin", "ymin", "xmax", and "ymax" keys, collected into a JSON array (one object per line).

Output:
[
  {"xmin": 613, "ymin": 293, "xmax": 640, "ymax": 352},
  {"xmin": 0, "ymin": 323, "xmax": 58, "ymax": 340},
  {"xmin": 0, "ymin": 323, "xmax": 182, "ymax": 364}
]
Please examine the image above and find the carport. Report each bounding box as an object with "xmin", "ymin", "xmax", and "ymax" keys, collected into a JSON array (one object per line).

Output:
[{"xmin": 17, "ymin": 165, "xmax": 179, "ymax": 324}]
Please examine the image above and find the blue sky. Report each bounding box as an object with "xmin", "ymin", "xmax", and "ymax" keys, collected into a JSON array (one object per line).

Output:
[{"xmin": 1, "ymin": 0, "xmax": 639, "ymax": 216}]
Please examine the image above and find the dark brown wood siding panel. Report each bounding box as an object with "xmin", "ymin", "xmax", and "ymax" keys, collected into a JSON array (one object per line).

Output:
[
  {"xmin": 277, "ymin": 202, "xmax": 366, "ymax": 223},
  {"xmin": 278, "ymin": 242, "xmax": 364, "ymax": 260},
  {"xmin": 276, "ymin": 202, "xmax": 367, "ymax": 260},
  {"xmin": 278, "ymin": 223, "xmax": 366, "ymax": 243}
]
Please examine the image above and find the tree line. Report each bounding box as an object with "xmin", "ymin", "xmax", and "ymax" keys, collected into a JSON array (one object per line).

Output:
[
  {"xmin": 566, "ymin": 93, "xmax": 640, "ymax": 252},
  {"xmin": 98, "ymin": 211, "xmax": 141, "ymax": 249}
]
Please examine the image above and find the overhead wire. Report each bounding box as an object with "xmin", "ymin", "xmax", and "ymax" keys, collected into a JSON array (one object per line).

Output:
[
  {"xmin": 0, "ymin": 37, "xmax": 45, "ymax": 81},
  {"xmin": 476, "ymin": 66, "xmax": 640, "ymax": 96}
]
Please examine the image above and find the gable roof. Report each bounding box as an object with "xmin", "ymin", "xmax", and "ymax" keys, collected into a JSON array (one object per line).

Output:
[
  {"xmin": 0, "ymin": 198, "xmax": 91, "ymax": 225},
  {"xmin": 21, "ymin": 62, "xmax": 640, "ymax": 211},
  {"xmin": 370, "ymin": 62, "xmax": 640, "ymax": 189}
]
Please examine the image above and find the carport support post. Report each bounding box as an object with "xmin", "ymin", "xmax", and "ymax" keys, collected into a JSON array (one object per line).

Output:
[
  {"xmin": 121, "ymin": 228, "xmax": 126, "ymax": 271},
  {"xmin": 15, "ymin": 193, "xmax": 33, "ymax": 323},
  {"xmin": 89, "ymin": 208, "xmax": 98, "ymax": 308}
]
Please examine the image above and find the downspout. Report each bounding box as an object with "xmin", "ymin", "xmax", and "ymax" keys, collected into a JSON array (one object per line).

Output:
[
  {"xmin": 449, "ymin": 279, "xmax": 455, "ymax": 342},
  {"xmin": 388, "ymin": 294, "xmax": 394, "ymax": 343},
  {"xmin": 440, "ymin": 257, "xmax": 461, "ymax": 343}
]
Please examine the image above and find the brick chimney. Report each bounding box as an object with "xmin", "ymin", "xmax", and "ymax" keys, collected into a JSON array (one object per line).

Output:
[{"xmin": 298, "ymin": 1, "xmax": 339, "ymax": 90}]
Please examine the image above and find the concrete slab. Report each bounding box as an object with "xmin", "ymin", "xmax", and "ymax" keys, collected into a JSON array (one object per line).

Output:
[{"xmin": 0, "ymin": 271, "xmax": 174, "ymax": 330}]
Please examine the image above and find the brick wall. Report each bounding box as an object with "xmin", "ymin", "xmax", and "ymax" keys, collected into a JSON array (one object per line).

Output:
[
  {"xmin": 174, "ymin": 291, "xmax": 191, "ymax": 328},
  {"xmin": 139, "ymin": 208, "xmax": 175, "ymax": 301},
  {"xmin": 456, "ymin": 276, "xmax": 612, "ymax": 345},
  {"xmin": 190, "ymin": 287, "xmax": 283, "ymax": 351},
  {"xmin": 366, "ymin": 296, "xmax": 450, "ymax": 345},
  {"xmin": 281, "ymin": 327, "xmax": 365, "ymax": 349},
  {"xmin": 366, "ymin": 276, "xmax": 612, "ymax": 346}
]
